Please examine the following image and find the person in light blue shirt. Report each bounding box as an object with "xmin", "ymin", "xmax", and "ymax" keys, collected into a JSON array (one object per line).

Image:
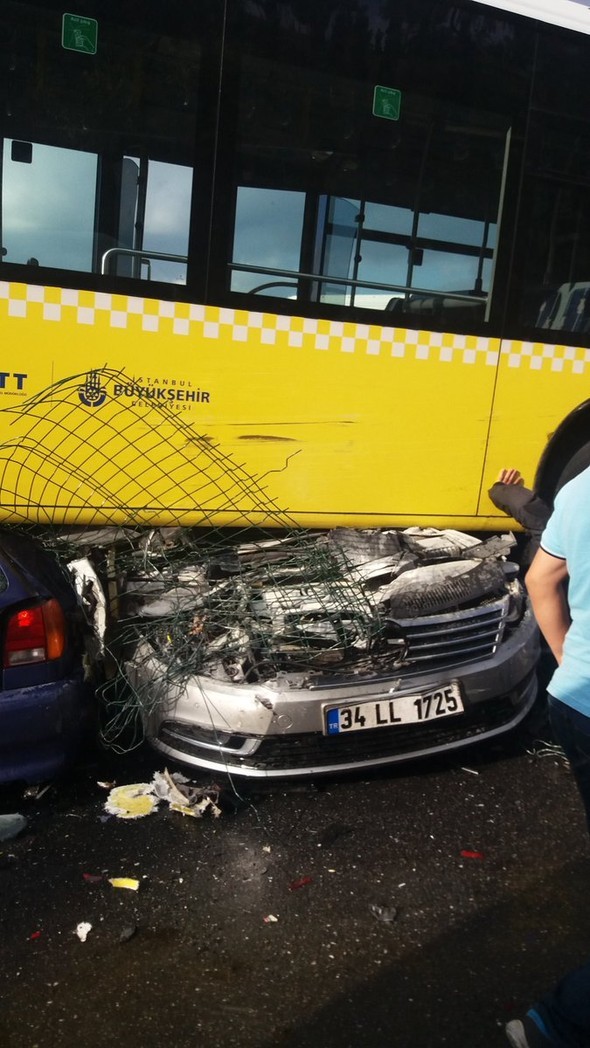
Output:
[
  {"xmin": 505, "ymin": 466, "xmax": 590, "ymax": 1048},
  {"xmin": 528, "ymin": 464, "xmax": 590, "ymax": 810}
]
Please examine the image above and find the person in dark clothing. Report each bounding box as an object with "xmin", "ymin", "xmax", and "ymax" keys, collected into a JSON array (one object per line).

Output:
[{"xmin": 488, "ymin": 468, "xmax": 551, "ymax": 565}]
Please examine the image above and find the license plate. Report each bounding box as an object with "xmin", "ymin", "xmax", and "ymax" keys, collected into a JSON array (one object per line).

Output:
[{"xmin": 325, "ymin": 682, "xmax": 464, "ymax": 735}]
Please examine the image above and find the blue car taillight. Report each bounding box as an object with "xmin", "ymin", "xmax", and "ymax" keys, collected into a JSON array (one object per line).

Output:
[{"xmin": 3, "ymin": 600, "xmax": 67, "ymax": 667}]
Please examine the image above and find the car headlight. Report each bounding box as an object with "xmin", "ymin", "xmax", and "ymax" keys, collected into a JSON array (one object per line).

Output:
[{"xmin": 505, "ymin": 578, "xmax": 526, "ymax": 624}]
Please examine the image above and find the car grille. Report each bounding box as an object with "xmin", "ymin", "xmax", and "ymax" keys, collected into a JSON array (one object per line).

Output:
[
  {"xmin": 398, "ymin": 596, "xmax": 508, "ymax": 676},
  {"xmin": 305, "ymin": 596, "xmax": 510, "ymax": 688}
]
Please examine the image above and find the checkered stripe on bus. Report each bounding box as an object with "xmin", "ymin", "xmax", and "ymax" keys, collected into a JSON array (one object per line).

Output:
[
  {"xmin": 1, "ymin": 282, "xmax": 588, "ymax": 372},
  {"xmin": 500, "ymin": 339, "xmax": 590, "ymax": 373}
]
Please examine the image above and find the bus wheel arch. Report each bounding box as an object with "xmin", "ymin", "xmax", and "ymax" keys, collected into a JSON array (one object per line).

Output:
[{"xmin": 535, "ymin": 399, "xmax": 590, "ymax": 506}]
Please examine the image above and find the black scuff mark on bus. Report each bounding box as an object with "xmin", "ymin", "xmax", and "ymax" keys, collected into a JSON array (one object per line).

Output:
[
  {"xmin": 225, "ymin": 420, "xmax": 356, "ymax": 427},
  {"xmin": 238, "ymin": 434, "xmax": 298, "ymax": 443}
]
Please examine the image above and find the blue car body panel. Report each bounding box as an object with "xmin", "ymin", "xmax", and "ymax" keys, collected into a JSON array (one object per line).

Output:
[
  {"xmin": 0, "ymin": 531, "xmax": 96, "ymax": 785},
  {"xmin": 0, "ymin": 674, "xmax": 94, "ymax": 784}
]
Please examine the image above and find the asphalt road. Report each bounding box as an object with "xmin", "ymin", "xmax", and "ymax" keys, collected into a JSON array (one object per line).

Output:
[{"xmin": 1, "ymin": 709, "xmax": 589, "ymax": 1048}]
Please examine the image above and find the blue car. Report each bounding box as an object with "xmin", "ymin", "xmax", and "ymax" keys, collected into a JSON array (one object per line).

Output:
[{"xmin": 0, "ymin": 531, "xmax": 96, "ymax": 785}]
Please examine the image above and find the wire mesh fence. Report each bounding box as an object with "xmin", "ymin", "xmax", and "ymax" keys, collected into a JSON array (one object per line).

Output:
[{"xmin": 0, "ymin": 368, "xmax": 518, "ymax": 755}]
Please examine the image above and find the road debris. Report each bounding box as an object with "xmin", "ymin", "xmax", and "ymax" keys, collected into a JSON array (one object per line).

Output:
[
  {"xmin": 460, "ymin": 849, "xmax": 485, "ymax": 860},
  {"xmin": 104, "ymin": 783, "xmax": 158, "ymax": 820},
  {"xmin": 23, "ymin": 783, "xmax": 52, "ymax": 800},
  {"xmin": 109, "ymin": 877, "xmax": 140, "ymax": 891},
  {"xmin": 152, "ymin": 769, "xmax": 222, "ymax": 818},
  {"xmin": 104, "ymin": 770, "xmax": 221, "ymax": 821},
  {"xmin": 319, "ymin": 823, "xmax": 353, "ymax": 847},
  {"xmin": 289, "ymin": 876, "xmax": 313, "ymax": 891},
  {"xmin": 369, "ymin": 903, "xmax": 398, "ymax": 924},
  {"xmin": 119, "ymin": 924, "xmax": 138, "ymax": 943},
  {"xmin": 75, "ymin": 922, "xmax": 92, "ymax": 942},
  {"xmin": 0, "ymin": 813, "xmax": 27, "ymax": 842},
  {"xmin": 526, "ymin": 739, "xmax": 569, "ymax": 765},
  {"xmin": 263, "ymin": 914, "xmax": 279, "ymax": 924}
]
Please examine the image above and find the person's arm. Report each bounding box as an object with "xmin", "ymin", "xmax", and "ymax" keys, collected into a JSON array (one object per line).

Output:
[
  {"xmin": 488, "ymin": 468, "xmax": 551, "ymax": 534},
  {"xmin": 525, "ymin": 548, "xmax": 571, "ymax": 664}
]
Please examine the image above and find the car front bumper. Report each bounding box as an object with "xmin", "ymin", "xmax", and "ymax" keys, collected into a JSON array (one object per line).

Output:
[{"xmin": 132, "ymin": 605, "xmax": 540, "ymax": 778}]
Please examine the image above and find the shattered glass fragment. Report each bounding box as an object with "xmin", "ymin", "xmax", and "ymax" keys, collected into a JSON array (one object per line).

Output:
[{"xmin": 369, "ymin": 903, "xmax": 398, "ymax": 923}]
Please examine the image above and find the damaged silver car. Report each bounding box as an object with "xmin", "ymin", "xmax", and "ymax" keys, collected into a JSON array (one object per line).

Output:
[{"xmin": 120, "ymin": 526, "xmax": 540, "ymax": 778}]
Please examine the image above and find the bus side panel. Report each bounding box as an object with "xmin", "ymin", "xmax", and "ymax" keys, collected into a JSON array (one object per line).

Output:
[
  {"xmin": 0, "ymin": 282, "xmax": 500, "ymax": 529},
  {"xmin": 479, "ymin": 336, "xmax": 589, "ymax": 517}
]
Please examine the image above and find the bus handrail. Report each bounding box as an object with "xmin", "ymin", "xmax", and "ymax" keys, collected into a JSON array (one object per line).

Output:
[
  {"xmin": 101, "ymin": 250, "xmax": 487, "ymax": 306},
  {"xmin": 101, "ymin": 247, "xmax": 187, "ymax": 275},
  {"xmin": 229, "ymin": 262, "xmax": 487, "ymax": 304}
]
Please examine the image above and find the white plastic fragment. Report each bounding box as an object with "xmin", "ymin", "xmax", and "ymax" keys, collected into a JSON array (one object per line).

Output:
[
  {"xmin": 152, "ymin": 769, "xmax": 222, "ymax": 818},
  {"xmin": 0, "ymin": 813, "xmax": 27, "ymax": 842},
  {"xmin": 151, "ymin": 769, "xmax": 191, "ymax": 807},
  {"xmin": 75, "ymin": 922, "xmax": 92, "ymax": 942},
  {"xmin": 67, "ymin": 557, "xmax": 107, "ymax": 652}
]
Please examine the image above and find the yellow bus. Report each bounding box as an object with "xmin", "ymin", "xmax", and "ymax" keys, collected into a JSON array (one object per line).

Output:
[{"xmin": 1, "ymin": 0, "xmax": 590, "ymax": 529}]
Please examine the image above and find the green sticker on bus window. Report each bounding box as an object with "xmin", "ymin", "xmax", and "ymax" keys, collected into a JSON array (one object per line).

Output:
[
  {"xmin": 61, "ymin": 13, "xmax": 98, "ymax": 55},
  {"xmin": 372, "ymin": 86, "xmax": 401, "ymax": 121}
]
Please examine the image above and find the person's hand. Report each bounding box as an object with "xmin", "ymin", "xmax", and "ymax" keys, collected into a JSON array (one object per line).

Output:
[{"xmin": 496, "ymin": 468, "xmax": 524, "ymax": 486}]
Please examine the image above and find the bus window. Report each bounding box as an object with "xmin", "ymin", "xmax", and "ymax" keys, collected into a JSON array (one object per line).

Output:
[
  {"xmin": 221, "ymin": 2, "xmax": 519, "ymax": 329},
  {"xmin": 141, "ymin": 160, "xmax": 192, "ymax": 286},
  {"xmin": 2, "ymin": 141, "xmax": 192, "ymax": 283},
  {"xmin": 231, "ymin": 187, "xmax": 306, "ymax": 297},
  {"xmin": 314, "ymin": 196, "xmax": 359, "ymax": 306},
  {"xmin": 0, "ymin": 1, "xmax": 211, "ymax": 294},
  {"xmin": 2, "ymin": 140, "xmax": 97, "ymax": 270},
  {"xmin": 231, "ymin": 189, "xmax": 359, "ymax": 304},
  {"xmin": 512, "ymin": 109, "xmax": 590, "ymax": 335},
  {"xmin": 104, "ymin": 156, "xmax": 193, "ymax": 284},
  {"xmin": 510, "ymin": 27, "xmax": 590, "ymax": 339},
  {"xmin": 227, "ymin": 105, "xmax": 508, "ymax": 322}
]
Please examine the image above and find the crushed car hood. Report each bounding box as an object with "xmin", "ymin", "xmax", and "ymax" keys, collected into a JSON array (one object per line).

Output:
[{"xmin": 114, "ymin": 526, "xmax": 519, "ymax": 688}]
